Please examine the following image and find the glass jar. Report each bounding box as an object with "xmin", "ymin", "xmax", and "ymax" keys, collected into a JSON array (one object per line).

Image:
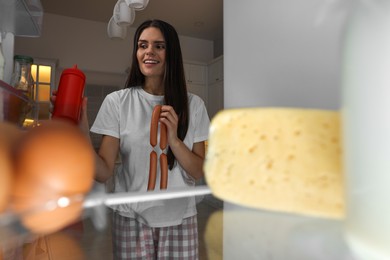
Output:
[
  {"xmin": 11, "ymin": 55, "xmax": 36, "ymax": 127},
  {"xmin": 11, "ymin": 55, "xmax": 34, "ymax": 100}
]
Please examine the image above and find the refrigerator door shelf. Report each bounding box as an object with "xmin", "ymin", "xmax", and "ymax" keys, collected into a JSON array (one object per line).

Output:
[{"xmin": 0, "ymin": 0, "xmax": 43, "ymax": 37}]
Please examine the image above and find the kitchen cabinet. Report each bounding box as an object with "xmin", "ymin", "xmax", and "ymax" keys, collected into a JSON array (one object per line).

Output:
[
  {"xmin": 187, "ymin": 82, "xmax": 207, "ymax": 107},
  {"xmin": 207, "ymin": 81, "xmax": 223, "ymax": 120},
  {"xmin": 184, "ymin": 62, "xmax": 207, "ymax": 85},
  {"xmin": 208, "ymin": 56, "xmax": 223, "ymax": 85},
  {"xmin": 184, "ymin": 57, "xmax": 224, "ymax": 120},
  {"xmin": 207, "ymin": 56, "xmax": 224, "ymax": 119},
  {"xmin": 184, "ymin": 61, "xmax": 208, "ymax": 106}
]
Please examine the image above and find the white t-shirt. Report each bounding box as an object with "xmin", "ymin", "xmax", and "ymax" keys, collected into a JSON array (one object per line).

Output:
[{"xmin": 90, "ymin": 87, "xmax": 210, "ymax": 227}]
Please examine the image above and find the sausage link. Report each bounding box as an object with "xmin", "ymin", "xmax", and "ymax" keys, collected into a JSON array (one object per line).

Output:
[
  {"xmin": 160, "ymin": 153, "xmax": 168, "ymax": 190},
  {"xmin": 147, "ymin": 151, "xmax": 157, "ymax": 190},
  {"xmin": 150, "ymin": 105, "xmax": 161, "ymax": 147},
  {"xmin": 160, "ymin": 123, "xmax": 167, "ymax": 150}
]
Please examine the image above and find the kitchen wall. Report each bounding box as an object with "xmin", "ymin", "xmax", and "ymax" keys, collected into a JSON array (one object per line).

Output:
[
  {"xmin": 14, "ymin": 13, "xmax": 214, "ymax": 87},
  {"xmin": 14, "ymin": 13, "xmax": 215, "ymax": 149},
  {"xmin": 224, "ymin": 0, "xmax": 350, "ymax": 110}
]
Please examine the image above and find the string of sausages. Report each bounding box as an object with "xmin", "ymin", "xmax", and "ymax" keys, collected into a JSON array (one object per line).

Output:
[{"xmin": 148, "ymin": 105, "xmax": 168, "ymax": 191}]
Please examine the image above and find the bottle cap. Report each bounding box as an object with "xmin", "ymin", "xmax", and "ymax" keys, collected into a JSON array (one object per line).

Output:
[
  {"xmin": 61, "ymin": 65, "xmax": 86, "ymax": 80},
  {"xmin": 14, "ymin": 55, "xmax": 34, "ymax": 64}
]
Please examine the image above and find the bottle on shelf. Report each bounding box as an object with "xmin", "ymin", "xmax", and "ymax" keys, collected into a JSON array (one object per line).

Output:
[
  {"xmin": 10, "ymin": 55, "xmax": 37, "ymax": 127},
  {"xmin": 11, "ymin": 55, "xmax": 34, "ymax": 98}
]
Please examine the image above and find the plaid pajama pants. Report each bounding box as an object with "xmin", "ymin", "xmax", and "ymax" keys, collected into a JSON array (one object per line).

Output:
[{"xmin": 111, "ymin": 211, "xmax": 199, "ymax": 260}]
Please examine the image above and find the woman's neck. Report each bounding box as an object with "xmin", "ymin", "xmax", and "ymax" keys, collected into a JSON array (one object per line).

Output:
[{"xmin": 143, "ymin": 77, "xmax": 164, "ymax": 95}]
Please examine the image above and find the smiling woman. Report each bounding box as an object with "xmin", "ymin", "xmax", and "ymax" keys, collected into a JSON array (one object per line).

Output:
[{"xmin": 86, "ymin": 19, "xmax": 210, "ymax": 259}]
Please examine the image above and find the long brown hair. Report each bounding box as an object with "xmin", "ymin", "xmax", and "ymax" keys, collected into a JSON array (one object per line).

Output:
[{"xmin": 125, "ymin": 19, "xmax": 189, "ymax": 170}]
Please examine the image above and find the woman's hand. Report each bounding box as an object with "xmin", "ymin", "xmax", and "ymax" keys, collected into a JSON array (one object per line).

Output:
[
  {"xmin": 79, "ymin": 97, "xmax": 91, "ymax": 139},
  {"xmin": 49, "ymin": 90, "xmax": 57, "ymax": 112},
  {"xmin": 159, "ymin": 105, "xmax": 205, "ymax": 180},
  {"xmin": 160, "ymin": 105, "xmax": 179, "ymax": 146},
  {"xmin": 50, "ymin": 91, "xmax": 90, "ymax": 139}
]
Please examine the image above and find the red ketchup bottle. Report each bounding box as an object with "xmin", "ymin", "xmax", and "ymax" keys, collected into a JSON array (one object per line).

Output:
[{"xmin": 52, "ymin": 65, "xmax": 86, "ymax": 124}]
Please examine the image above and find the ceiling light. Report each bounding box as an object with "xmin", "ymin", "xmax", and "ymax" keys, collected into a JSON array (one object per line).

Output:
[
  {"xmin": 107, "ymin": 16, "xmax": 127, "ymax": 40},
  {"xmin": 113, "ymin": 0, "xmax": 135, "ymax": 26}
]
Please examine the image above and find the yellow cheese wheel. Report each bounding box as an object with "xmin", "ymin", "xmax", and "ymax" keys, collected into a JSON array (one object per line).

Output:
[{"xmin": 204, "ymin": 108, "xmax": 344, "ymax": 219}]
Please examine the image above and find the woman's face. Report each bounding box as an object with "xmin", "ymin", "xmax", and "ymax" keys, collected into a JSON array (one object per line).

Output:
[{"xmin": 137, "ymin": 27, "xmax": 166, "ymax": 79}]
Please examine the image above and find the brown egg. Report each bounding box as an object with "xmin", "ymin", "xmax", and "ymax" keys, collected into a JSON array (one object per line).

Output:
[
  {"xmin": 23, "ymin": 232, "xmax": 85, "ymax": 259},
  {"xmin": 0, "ymin": 122, "xmax": 20, "ymax": 213},
  {"xmin": 0, "ymin": 141, "xmax": 12, "ymax": 213},
  {"xmin": 11, "ymin": 119, "xmax": 95, "ymax": 234},
  {"xmin": 0, "ymin": 121, "xmax": 24, "ymax": 148}
]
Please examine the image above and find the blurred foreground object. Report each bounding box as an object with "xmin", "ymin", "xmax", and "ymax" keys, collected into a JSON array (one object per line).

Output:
[
  {"xmin": 204, "ymin": 210, "xmax": 223, "ymax": 260},
  {"xmin": 342, "ymin": 1, "xmax": 390, "ymax": 259},
  {"xmin": 0, "ymin": 134, "xmax": 13, "ymax": 213},
  {"xmin": 0, "ymin": 122, "xmax": 23, "ymax": 213},
  {"xmin": 22, "ymin": 232, "xmax": 85, "ymax": 260},
  {"xmin": 204, "ymin": 108, "xmax": 344, "ymax": 219},
  {"xmin": 10, "ymin": 119, "xmax": 95, "ymax": 234}
]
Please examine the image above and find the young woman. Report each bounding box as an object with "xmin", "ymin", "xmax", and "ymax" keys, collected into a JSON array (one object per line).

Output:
[{"xmin": 88, "ymin": 19, "xmax": 210, "ymax": 259}]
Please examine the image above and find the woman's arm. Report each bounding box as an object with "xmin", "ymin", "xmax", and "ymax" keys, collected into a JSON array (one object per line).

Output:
[
  {"xmin": 160, "ymin": 105, "xmax": 205, "ymax": 180},
  {"xmin": 51, "ymin": 94, "xmax": 119, "ymax": 183},
  {"xmin": 170, "ymin": 139, "xmax": 205, "ymax": 180},
  {"xmin": 94, "ymin": 135, "xmax": 119, "ymax": 183},
  {"xmin": 79, "ymin": 97, "xmax": 119, "ymax": 183}
]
